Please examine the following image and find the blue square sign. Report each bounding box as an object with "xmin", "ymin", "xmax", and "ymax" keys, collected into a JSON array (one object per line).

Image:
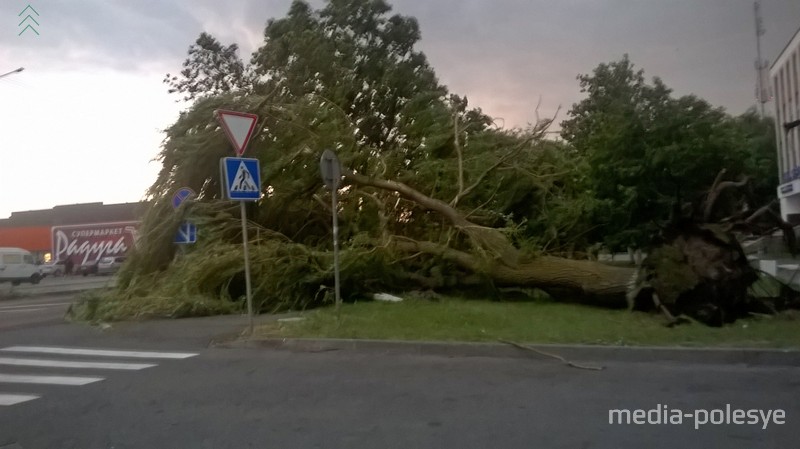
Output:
[
  {"xmin": 223, "ymin": 157, "xmax": 261, "ymax": 201},
  {"xmin": 174, "ymin": 221, "xmax": 197, "ymax": 244}
]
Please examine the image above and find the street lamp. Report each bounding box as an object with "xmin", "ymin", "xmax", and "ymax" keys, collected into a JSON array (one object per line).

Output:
[{"xmin": 0, "ymin": 67, "xmax": 24, "ymax": 79}]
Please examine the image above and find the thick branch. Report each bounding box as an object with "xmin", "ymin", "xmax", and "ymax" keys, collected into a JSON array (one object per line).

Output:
[
  {"xmin": 709, "ymin": 169, "xmax": 727, "ymax": 194},
  {"xmin": 744, "ymin": 200, "xmax": 778, "ymax": 225},
  {"xmin": 346, "ymin": 171, "xmax": 520, "ymax": 264},
  {"xmin": 744, "ymin": 204, "xmax": 798, "ymax": 255},
  {"xmin": 345, "ymin": 171, "xmax": 471, "ymax": 227},
  {"xmin": 703, "ymin": 173, "xmax": 749, "ymax": 222}
]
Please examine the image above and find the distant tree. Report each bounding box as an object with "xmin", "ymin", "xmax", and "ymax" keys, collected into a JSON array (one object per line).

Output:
[
  {"xmin": 560, "ymin": 56, "xmax": 765, "ymax": 250},
  {"xmin": 734, "ymin": 107, "xmax": 778, "ymax": 205}
]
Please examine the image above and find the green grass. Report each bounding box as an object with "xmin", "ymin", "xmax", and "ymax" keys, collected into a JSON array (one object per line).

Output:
[{"xmin": 254, "ymin": 298, "xmax": 800, "ymax": 348}]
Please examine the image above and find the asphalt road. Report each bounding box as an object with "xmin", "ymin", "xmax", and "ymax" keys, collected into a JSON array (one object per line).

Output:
[
  {"xmin": 0, "ymin": 293, "xmax": 798, "ymax": 448},
  {"xmin": 0, "ymin": 294, "xmax": 74, "ymax": 331}
]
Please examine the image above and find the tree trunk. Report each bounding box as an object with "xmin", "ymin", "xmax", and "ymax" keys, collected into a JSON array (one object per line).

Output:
[{"xmin": 392, "ymin": 238, "xmax": 634, "ymax": 306}]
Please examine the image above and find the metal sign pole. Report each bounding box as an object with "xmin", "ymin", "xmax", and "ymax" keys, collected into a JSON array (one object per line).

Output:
[
  {"xmin": 320, "ymin": 150, "xmax": 343, "ymax": 311},
  {"xmin": 240, "ymin": 201, "xmax": 254, "ymax": 333},
  {"xmin": 215, "ymin": 110, "xmax": 261, "ymax": 335},
  {"xmin": 331, "ymin": 181, "xmax": 342, "ymax": 310}
]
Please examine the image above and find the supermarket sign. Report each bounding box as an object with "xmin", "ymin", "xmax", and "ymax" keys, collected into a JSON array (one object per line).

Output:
[{"xmin": 52, "ymin": 221, "xmax": 140, "ymax": 265}]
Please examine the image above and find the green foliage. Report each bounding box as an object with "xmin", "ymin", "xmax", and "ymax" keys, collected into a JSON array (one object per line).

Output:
[
  {"xmin": 250, "ymin": 0, "xmax": 444, "ymax": 152},
  {"xmin": 70, "ymin": 213, "xmax": 467, "ymax": 322},
  {"xmin": 561, "ymin": 56, "xmax": 778, "ymax": 250},
  {"xmin": 90, "ymin": 4, "xmax": 779, "ymax": 322},
  {"xmin": 733, "ymin": 107, "xmax": 778, "ymax": 204},
  {"xmin": 164, "ymin": 32, "xmax": 248, "ymax": 101}
]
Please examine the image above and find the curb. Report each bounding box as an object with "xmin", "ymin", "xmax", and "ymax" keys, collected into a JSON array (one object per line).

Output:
[{"xmin": 220, "ymin": 338, "xmax": 800, "ymax": 367}]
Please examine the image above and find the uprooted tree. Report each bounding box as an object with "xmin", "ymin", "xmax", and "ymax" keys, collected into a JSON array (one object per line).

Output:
[{"xmin": 71, "ymin": 0, "xmax": 794, "ymax": 326}]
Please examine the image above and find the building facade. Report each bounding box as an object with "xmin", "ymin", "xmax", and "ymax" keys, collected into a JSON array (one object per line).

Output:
[
  {"xmin": 0, "ymin": 202, "xmax": 146, "ymax": 265},
  {"xmin": 773, "ymin": 26, "xmax": 800, "ymax": 222}
]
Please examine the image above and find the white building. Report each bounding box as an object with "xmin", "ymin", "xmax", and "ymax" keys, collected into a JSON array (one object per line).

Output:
[{"xmin": 773, "ymin": 26, "xmax": 800, "ymax": 223}]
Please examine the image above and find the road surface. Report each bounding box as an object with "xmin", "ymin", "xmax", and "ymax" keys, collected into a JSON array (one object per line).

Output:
[{"xmin": 0, "ymin": 292, "xmax": 797, "ymax": 448}]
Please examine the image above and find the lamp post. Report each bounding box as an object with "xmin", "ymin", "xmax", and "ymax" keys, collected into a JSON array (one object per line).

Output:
[{"xmin": 0, "ymin": 67, "xmax": 24, "ymax": 79}]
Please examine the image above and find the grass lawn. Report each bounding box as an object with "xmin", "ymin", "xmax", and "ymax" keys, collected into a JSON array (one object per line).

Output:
[{"xmin": 254, "ymin": 298, "xmax": 800, "ymax": 348}]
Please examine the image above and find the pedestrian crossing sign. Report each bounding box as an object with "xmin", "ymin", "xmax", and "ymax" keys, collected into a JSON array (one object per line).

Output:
[{"xmin": 223, "ymin": 157, "xmax": 261, "ymax": 201}]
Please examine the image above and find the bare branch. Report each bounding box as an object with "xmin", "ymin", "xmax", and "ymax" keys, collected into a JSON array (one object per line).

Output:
[
  {"xmin": 345, "ymin": 171, "xmax": 520, "ymax": 264},
  {"xmin": 534, "ymin": 95, "xmax": 543, "ymax": 125},
  {"xmin": 533, "ymin": 104, "xmax": 561, "ymax": 136},
  {"xmin": 465, "ymin": 181, "xmax": 502, "ymax": 219},
  {"xmin": 703, "ymin": 173, "xmax": 748, "ymax": 222},
  {"xmin": 392, "ymin": 236, "xmax": 482, "ymax": 272},
  {"xmin": 452, "ymin": 137, "xmax": 532, "ymax": 207},
  {"xmin": 744, "ymin": 199, "xmax": 778, "ymax": 225},
  {"xmin": 345, "ymin": 171, "xmax": 470, "ymax": 226},
  {"xmin": 451, "ymin": 153, "xmax": 509, "ymax": 208}
]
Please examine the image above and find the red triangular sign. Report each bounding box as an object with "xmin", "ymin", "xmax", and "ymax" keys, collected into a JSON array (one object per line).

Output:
[{"xmin": 216, "ymin": 110, "xmax": 259, "ymax": 156}]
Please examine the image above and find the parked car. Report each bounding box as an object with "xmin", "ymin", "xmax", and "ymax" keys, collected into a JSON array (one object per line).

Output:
[
  {"xmin": 96, "ymin": 256, "xmax": 126, "ymax": 275},
  {"xmin": 0, "ymin": 247, "xmax": 42, "ymax": 285},
  {"xmin": 39, "ymin": 261, "xmax": 65, "ymax": 277}
]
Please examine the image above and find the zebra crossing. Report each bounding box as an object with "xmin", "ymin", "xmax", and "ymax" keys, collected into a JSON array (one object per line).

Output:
[{"xmin": 0, "ymin": 345, "xmax": 198, "ymax": 406}]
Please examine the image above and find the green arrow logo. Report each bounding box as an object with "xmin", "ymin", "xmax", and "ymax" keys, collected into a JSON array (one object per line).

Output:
[{"xmin": 18, "ymin": 5, "xmax": 40, "ymax": 36}]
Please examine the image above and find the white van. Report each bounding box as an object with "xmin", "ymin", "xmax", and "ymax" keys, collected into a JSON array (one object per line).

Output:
[{"xmin": 0, "ymin": 247, "xmax": 42, "ymax": 286}]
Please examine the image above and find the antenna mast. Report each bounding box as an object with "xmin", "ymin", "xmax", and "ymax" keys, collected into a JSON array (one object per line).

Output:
[{"xmin": 754, "ymin": 1, "xmax": 769, "ymax": 117}]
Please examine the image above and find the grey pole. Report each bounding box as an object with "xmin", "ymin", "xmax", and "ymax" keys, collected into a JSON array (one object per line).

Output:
[
  {"xmin": 319, "ymin": 150, "xmax": 342, "ymax": 310},
  {"xmin": 331, "ymin": 180, "xmax": 342, "ymax": 310},
  {"xmin": 240, "ymin": 201, "xmax": 254, "ymax": 333}
]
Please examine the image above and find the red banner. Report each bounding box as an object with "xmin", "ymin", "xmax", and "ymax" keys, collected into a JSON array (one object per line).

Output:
[{"xmin": 52, "ymin": 222, "xmax": 140, "ymax": 266}]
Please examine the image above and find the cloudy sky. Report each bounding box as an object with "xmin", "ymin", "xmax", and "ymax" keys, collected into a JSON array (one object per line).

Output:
[{"xmin": 1, "ymin": 0, "xmax": 799, "ymax": 219}]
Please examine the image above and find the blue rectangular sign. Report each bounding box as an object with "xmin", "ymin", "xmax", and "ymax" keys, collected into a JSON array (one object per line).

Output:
[
  {"xmin": 174, "ymin": 221, "xmax": 197, "ymax": 244},
  {"xmin": 224, "ymin": 157, "xmax": 261, "ymax": 201}
]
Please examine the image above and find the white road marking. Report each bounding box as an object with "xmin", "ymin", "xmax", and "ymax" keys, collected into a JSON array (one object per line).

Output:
[
  {"xmin": 0, "ymin": 374, "xmax": 104, "ymax": 385},
  {"xmin": 0, "ymin": 302, "xmax": 72, "ymax": 311},
  {"xmin": 0, "ymin": 357, "xmax": 156, "ymax": 370},
  {"xmin": 1, "ymin": 308, "xmax": 46, "ymax": 313},
  {"xmin": 1, "ymin": 346, "xmax": 198, "ymax": 359},
  {"xmin": 0, "ymin": 393, "xmax": 40, "ymax": 406}
]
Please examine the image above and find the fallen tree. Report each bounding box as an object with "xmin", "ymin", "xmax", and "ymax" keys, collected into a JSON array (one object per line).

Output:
[
  {"xmin": 345, "ymin": 170, "xmax": 636, "ymax": 305},
  {"xmin": 345, "ymin": 168, "xmax": 799, "ymax": 326},
  {"xmin": 68, "ymin": 0, "xmax": 796, "ymax": 326}
]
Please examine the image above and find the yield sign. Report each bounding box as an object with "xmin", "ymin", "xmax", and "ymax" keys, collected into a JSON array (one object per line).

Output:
[{"xmin": 215, "ymin": 110, "xmax": 259, "ymax": 156}]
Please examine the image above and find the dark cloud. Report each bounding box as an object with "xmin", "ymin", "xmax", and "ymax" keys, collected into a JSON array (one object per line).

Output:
[
  {"xmin": 391, "ymin": 0, "xmax": 800, "ymax": 125},
  {"xmin": 1, "ymin": 1, "xmax": 193, "ymax": 71},
  {"xmin": 0, "ymin": 0, "xmax": 292, "ymax": 73},
  {"xmin": 2, "ymin": 0, "xmax": 799, "ymax": 126}
]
